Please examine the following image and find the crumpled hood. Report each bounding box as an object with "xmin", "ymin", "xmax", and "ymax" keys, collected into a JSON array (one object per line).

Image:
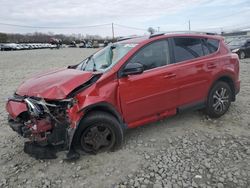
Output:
[{"xmin": 16, "ymin": 68, "xmax": 94, "ymax": 99}]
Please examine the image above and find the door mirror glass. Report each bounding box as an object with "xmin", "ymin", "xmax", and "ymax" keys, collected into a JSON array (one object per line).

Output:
[{"xmin": 122, "ymin": 63, "xmax": 144, "ymax": 76}]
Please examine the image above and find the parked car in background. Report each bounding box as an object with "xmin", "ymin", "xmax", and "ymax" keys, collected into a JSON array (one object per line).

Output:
[
  {"xmin": 20, "ymin": 44, "xmax": 29, "ymax": 50},
  {"xmin": 104, "ymin": 40, "xmax": 109, "ymax": 47},
  {"xmin": 92, "ymin": 41, "xmax": 99, "ymax": 48},
  {"xmin": 16, "ymin": 44, "xmax": 23, "ymax": 50},
  {"xmin": 0, "ymin": 43, "xmax": 18, "ymax": 51},
  {"xmin": 6, "ymin": 32, "xmax": 240, "ymax": 159},
  {"xmin": 79, "ymin": 40, "xmax": 86, "ymax": 48},
  {"xmin": 50, "ymin": 44, "xmax": 58, "ymax": 49},
  {"xmin": 85, "ymin": 40, "xmax": 93, "ymax": 48},
  {"xmin": 228, "ymin": 38, "xmax": 250, "ymax": 59},
  {"xmin": 0, "ymin": 43, "xmax": 55, "ymax": 51},
  {"xmin": 68, "ymin": 41, "xmax": 77, "ymax": 48},
  {"xmin": 26, "ymin": 44, "xmax": 33, "ymax": 49}
]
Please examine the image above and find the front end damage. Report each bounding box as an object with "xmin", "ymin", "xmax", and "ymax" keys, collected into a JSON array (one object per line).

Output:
[{"xmin": 6, "ymin": 94, "xmax": 83, "ymax": 160}]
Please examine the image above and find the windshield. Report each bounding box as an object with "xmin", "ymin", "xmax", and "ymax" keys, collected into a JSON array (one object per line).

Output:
[{"xmin": 76, "ymin": 43, "xmax": 137, "ymax": 72}]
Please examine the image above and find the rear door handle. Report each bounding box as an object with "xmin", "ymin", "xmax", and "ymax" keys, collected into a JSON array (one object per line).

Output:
[
  {"xmin": 207, "ymin": 63, "xmax": 216, "ymax": 69},
  {"xmin": 163, "ymin": 73, "xmax": 176, "ymax": 79}
]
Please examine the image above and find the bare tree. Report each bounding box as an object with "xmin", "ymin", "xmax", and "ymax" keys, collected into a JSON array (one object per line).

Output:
[
  {"xmin": 0, "ymin": 33, "xmax": 8, "ymax": 42},
  {"xmin": 0, "ymin": 32, "xmax": 106, "ymax": 44},
  {"xmin": 147, "ymin": 27, "xmax": 156, "ymax": 35}
]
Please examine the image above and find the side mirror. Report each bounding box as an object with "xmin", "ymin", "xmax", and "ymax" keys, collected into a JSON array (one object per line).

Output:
[{"xmin": 122, "ymin": 63, "xmax": 144, "ymax": 76}]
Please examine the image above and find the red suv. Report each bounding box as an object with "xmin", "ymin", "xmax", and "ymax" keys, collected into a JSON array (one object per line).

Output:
[{"xmin": 6, "ymin": 32, "xmax": 240, "ymax": 159}]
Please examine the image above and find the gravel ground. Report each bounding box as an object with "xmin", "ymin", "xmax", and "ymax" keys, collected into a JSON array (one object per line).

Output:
[{"xmin": 0, "ymin": 48, "xmax": 249, "ymax": 188}]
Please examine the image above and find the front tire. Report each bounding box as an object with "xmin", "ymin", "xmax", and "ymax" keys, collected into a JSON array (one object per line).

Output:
[
  {"xmin": 206, "ymin": 81, "xmax": 232, "ymax": 118},
  {"xmin": 76, "ymin": 111, "xmax": 124, "ymax": 153}
]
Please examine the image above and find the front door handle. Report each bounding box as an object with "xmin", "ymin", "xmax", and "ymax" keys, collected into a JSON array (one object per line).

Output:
[{"xmin": 163, "ymin": 73, "xmax": 176, "ymax": 79}]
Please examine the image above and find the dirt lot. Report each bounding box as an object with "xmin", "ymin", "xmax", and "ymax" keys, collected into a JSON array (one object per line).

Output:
[{"xmin": 0, "ymin": 48, "xmax": 249, "ymax": 188}]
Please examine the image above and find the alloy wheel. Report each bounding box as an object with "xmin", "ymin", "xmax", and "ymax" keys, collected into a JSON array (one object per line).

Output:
[{"xmin": 212, "ymin": 87, "xmax": 230, "ymax": 114}]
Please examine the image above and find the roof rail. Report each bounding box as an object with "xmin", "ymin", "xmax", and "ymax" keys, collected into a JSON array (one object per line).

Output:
[
  {"xmin": 117, "ymin": 35, "xmax": 139, "ymax": 41},
  {"xmin": 149, "ymin": 31, "xmax": 218, "ymax": 38},
  {"xmin": 165, "ymin": 31, "xmax": 217, "ymax": 35},
  {"xmin": 149, "ymin": 32, "xmax": 166, "ymax": 38}
]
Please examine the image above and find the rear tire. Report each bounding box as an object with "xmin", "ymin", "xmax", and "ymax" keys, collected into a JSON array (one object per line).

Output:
[
  {"xmin": 206, "ymin": 81, "xmax": 232, "ymax": 118},
  {"xmin": 75, "ymin": 111, "xmax": 124, "ymax": 153}
]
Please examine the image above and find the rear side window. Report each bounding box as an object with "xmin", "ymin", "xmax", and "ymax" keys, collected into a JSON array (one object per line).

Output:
[
  {"xmin": 172, "ymin": 37, "xmax": 220, "ymax": 63},
  {"xmin": 172, "ymin": 37, "xmax": 204, "ymax": 63},
  {"xmin": 204, "ymin": 38, "xmax": 219, "ymax": 53}
]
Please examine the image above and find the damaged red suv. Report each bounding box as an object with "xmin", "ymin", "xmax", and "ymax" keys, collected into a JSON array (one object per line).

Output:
[{"xmin": 6, "ymin": 32, "xmax": 240, "ymax": 159}]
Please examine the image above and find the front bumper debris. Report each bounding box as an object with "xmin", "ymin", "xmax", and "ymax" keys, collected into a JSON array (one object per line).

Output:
[
  {"xmin": 8, "ymin": 117, "xmax": 23, "ymax": 135},
  {"xmin": 6, "ymin": 94, "xmax": 82, "ymax": 160},
  {"xmin": 24, "ymin": 141, "xmax": 57, "ymax": 159}
]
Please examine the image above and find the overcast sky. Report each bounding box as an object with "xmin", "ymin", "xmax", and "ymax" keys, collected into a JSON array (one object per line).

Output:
[{"xmin": 0, "ymin": 0, "xmax": 250, "ymax": 37}]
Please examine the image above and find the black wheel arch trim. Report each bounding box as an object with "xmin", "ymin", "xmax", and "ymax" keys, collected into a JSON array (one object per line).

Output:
[
  {"xmin": 69, "ymin": 102, "xmax": 126, "ymax": 150},
  {"xmin": 79, "ymin": 102, "xmax": 127, "ymax": 129},
  {"xmin": 210, "ymin": 75, "xmax": 236, "ymax": 101}
]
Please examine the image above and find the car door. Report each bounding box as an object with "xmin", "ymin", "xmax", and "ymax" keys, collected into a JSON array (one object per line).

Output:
[
  {"xmin": 170, "ymin": 37, "xmax": 215, "ymax": 107},
  {"xmin": 118, "ymin": 40, "xmax": 178, "ymax": 127},
  {"xmin": 245, "ymin": 40, "xmax": 250, "ymax": 56}
]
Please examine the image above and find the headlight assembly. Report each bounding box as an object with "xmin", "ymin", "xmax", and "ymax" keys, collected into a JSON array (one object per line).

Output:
[{"xmin": 232, "ymin": 48, "xmax": 239, "ymax": 53}]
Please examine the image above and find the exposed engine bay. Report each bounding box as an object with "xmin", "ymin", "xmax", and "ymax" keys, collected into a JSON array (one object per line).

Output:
[
  {"xmin": 6, "ymin": 72, "xmax": 102, "ymax": 160},
  {"xmin": 7, "ymin": 94, "xmax": 80, "ymax": 160}
]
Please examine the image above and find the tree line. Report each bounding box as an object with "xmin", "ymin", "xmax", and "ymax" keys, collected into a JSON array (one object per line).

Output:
[{"xmin": 0, "ymin": 32, "xmax": 111, "ymax": 44}]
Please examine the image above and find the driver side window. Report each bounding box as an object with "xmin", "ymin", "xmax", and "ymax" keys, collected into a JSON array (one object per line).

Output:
[{"xmin": 128, "ymin": 40, "xmax": 170, "ymax": 71}]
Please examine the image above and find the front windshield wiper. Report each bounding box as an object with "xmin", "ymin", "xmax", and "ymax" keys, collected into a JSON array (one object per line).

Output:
[
  {"xmin": 68, "ymin": 55, "xmax": 93, "ymax": 70},
  {"xmin": 81, "ymin": 54, "xmax": 97, "ymax": 72},
  {"xmin": 81, "ymin": 55, "xmax": 93, "ymax": 70},
  {"xmin": 92, "ymin": 57, "xmax": 97, "ymax": 72}
]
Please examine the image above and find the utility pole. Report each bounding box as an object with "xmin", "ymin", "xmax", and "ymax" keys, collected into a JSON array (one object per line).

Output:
[
  {"xmin": 112, "ymin": 23, "xmax": 114, "ymax": 41},
  {"xmin": 220, "ymin": 27, "xmax": 223, "ymax": 34},
  {"xmin": 188, "ymin": 20, "xmax": 191, "ymax": 31},
  {"xmin": 157, "ymin": 27, "xmax": 160, "ymax": 32}
]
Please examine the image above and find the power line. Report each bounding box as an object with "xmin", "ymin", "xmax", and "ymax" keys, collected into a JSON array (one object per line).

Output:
[
  {"xmin": 1, "ymin": 20, "xmax": 249, "ymax": 36},
  {"xmin": 0, "ymin": 22, "xmax": 111, "ymax": 29},
  {"xmin": 114, "ymin": 24, "xmax": 146, "ymax": 31},
  {"xmin": 0, "ymin": 22, "xmax": 147, "ymax": 33}
]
